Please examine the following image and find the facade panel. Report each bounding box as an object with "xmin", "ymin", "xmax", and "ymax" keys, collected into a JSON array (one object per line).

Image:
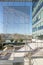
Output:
[{"xmin": 32, "ymin": 0, "xmax": 43, "ymax": 39}]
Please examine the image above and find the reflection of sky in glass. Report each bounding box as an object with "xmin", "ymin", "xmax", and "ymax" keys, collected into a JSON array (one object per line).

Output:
[
  {"xmin": 0, "ymin": 2, "xmax": 32, "ymax": 34},
  {"xmin": 3, "ymin": 6, "xmax": 30, "ymax": 34}
]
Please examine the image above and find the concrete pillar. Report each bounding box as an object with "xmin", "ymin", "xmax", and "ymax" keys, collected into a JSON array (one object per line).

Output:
[
  {"xmin": 24, "ymin": 57, "xmax": 32, "ymax": 65},
  {"xmin": 24, "ymin": 52, "xmax": 31, "ymax": 65},
  {"xmin": 24, "ymin": 57, "xmax": 29, "ymax": 65}
]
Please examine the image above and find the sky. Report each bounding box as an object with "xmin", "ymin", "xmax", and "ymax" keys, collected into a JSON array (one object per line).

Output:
[{"xmin": 0, "ymin": 2, "xmax": 32, "ymax": 35}]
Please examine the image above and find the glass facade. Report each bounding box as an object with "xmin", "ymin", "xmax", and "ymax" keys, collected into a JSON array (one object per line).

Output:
[
  {"xmin": 33, "ymin": 0, "xmax": 43, "ymax": 18},
  {"xmin": 3, "ymin": 6, "xmax": 30, "ymax": 34},
  {"xmin": 33, "ymin": 21, "xmax": 43, "ymax": 32},
  {"xmin": 32, "ymin": 0, "xmax": 43, "ymax": 33},
  {"xmin": 32, "ymin": 10, "xmax": 43, "ymax": 25}
]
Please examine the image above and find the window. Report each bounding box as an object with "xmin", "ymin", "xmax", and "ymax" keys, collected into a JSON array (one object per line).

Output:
[
  {"xmin": 38, "ymin": 14, "xmax": 41, "ymax": 20},
  {"xmin": 41, "ymin": 10, "xmax": 43, "ymax": 18},
  {"xmin": 41, "ymin": 21, "xmax": 43, "ymax": 26}
]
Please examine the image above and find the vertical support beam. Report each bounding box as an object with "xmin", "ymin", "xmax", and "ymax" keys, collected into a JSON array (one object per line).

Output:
[
  {"xmin": 28, "ymin": 52, "xmax": 31, "ymax": 65},
  {"xmin": 24, "ymin": 52, "xmax": 32, "ymax": 65}
]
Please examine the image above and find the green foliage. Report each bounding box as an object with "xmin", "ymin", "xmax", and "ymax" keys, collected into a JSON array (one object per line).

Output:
[
  {"xmin": 15, "ymin": 40, "xmax": 18, "ymax": 43},
  {"xmin": 10, "ymin": 39, "xmax": 14, "ymax": 42},
  {"xmin": 19, "ymin": 39, "xmax": 23, "ymax": 42},
  {"xmin": 0, "ymin": 44, "xmax": 3, "ymax": 50}
]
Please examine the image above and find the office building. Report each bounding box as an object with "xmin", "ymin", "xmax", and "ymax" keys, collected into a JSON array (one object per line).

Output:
[{"xmin": 32, "ymin": 0, "xmax": 43, "ymax": 39}]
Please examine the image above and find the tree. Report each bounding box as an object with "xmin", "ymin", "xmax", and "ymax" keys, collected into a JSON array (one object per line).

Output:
[
  {"xmin": 15, "ymin": 40, "xmax": 18, "ymax": 43},
  {"xmin": 19, "ymin": 39, "xmax": 23, "ymax": 42},
  {"xmin": 10, "ymin": 39, "xmax": 14, "ymax": 42}
]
